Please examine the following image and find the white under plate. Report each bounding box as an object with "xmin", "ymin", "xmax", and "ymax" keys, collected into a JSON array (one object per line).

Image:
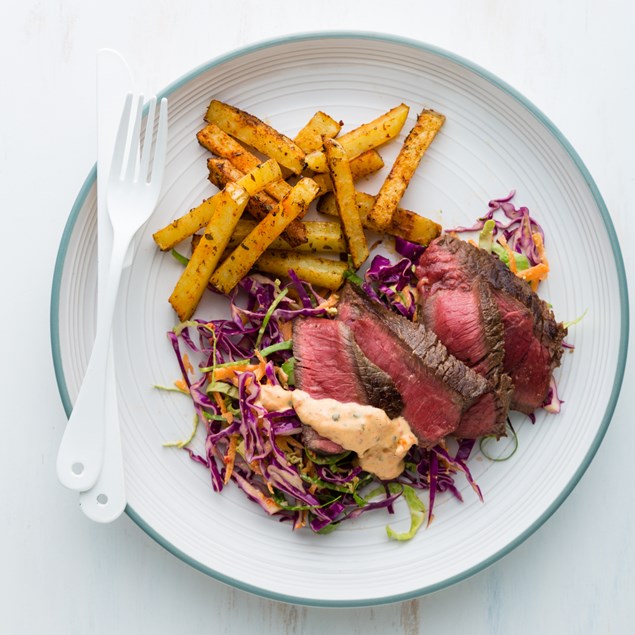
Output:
[{"xmin": 51, "ymin": 33, "xmax": 628, "ymax": 606}]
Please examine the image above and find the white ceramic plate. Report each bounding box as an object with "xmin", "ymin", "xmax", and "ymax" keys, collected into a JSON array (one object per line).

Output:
[{"xmin": 51, "ymin": 33, "xmax": 628, "ymax": 606}]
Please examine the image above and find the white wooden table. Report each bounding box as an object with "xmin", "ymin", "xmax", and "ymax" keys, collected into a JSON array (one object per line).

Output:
[{"xmin": 2, "ymin": 1, "xmax": 633, "ymax": 632}]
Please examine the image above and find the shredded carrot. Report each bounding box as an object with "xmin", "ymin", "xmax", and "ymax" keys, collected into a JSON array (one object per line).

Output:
[
  {"xmin": 533, "ymin": 232, "xmax": 549, "ymax": 266},
  {"xmin": 517, "ymin": 264, "xmax": 549, "ymax": 293},
  {"xmin": 316, "ymin": 292, "xmax": 340, "ymax": 312},
  {"xmin": 223, "ymin": 434, "xmax": 239, "ymax": 484},
  {"xmin": 212, "ymin": 391, "xmax": 234, "ymax": 424},
  {"xmin": 212, "ymin": 364, "xmax": 259, "ymax": 383},
  {"xmin": 174, "ymin": 378, "xmax": 188, "ymax": 392},
  {"xmin": 259, "ymin": 496, "xmax": 282, "ymax": 514},
  {"xmin": 201, "ymin": 322, "xmax": 216, "ymax": 346},
  {"xmin": 496, "ymin": 235, "xmax": 517, "ymax": 274},
  {"xmin": 250, "ymin": 353, "xmax": 268, "ymax": 382},
  {"xmin": 278, "ymin": 320, "xmax": 293, "ymax": 341},
  {"xmin": 294, "ymin": 509, "xmax": 307, "ymax": 530},
  {"xmin": 468, "ymin": 238, "xmax": 478, "ymax": 247},
  {"xmin": 517, "ymin": 233, "xmax": 550, "ymax": 291},
  {"xmin": 212, "ymin": 391, "xmax": 224, "ymax": 409},
  {"xmin": 517, "ymin": 263, "xmax": 550, "ymax": 282},
  {"xmin": 254, "ymin": 349, "xmax": 266, "ymax": 365},
  {"xmin": 182, "ymin": 353, "xmax": 194, "ymax": 376}
]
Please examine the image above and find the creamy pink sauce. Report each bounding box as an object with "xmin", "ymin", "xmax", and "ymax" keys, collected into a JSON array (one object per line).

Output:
[{"xmin": 258, "ymin": 384, "xmax": 417, "ymax": 480}]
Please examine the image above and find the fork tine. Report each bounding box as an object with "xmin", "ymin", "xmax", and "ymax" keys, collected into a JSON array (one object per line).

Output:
[
  {"xmin": 149, "ymin": 98, "xmax": 169, "ymax": 189},
  {"xmin": 110, "ymin": 93, "xmax": 133, "ymax": 181},
  {"xmin": 124, "ymin": 94, "xmax": 144, "ymax": 181},
  {"xmin": 138, "ymin": 96, "xmax": 157, "ymax": 183}
]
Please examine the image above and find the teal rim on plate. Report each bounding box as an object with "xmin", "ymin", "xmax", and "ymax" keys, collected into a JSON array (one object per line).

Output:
[{"xmin": 51, "ymin": 31, "xmax": 629, "ymax": 606}]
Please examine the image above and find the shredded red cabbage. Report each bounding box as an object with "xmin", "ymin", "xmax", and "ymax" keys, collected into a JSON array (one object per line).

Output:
[
  {"xmin": 164, "ymin": 191, "xmax": 566, "ymax": 537},
  {"xmin": 362, "ymin": 255, "xmax": 418, "ymax": 319},
  {"xmin": 166, "ymin": 267, "xmax": 481, "ymax": 537},
  {"xmin": 449, "ymin": 191, "xmax": 545, "ymax": 266},
  {"xmin": 542, "ymin": 376, "xmax": 563, "ymax": 414},
  {"xmin": 359, "ymin": 235, "xmax": 428, "ymax": 321}
]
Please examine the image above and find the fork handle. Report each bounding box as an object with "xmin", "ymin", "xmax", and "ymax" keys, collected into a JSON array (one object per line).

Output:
[
  {"xmin": 56, "ymin": 235, "xmax": 129, "ymax": 491},
  {"xmin": 78, "ymin": 349, "xmax": 127, "ymax": 521}
]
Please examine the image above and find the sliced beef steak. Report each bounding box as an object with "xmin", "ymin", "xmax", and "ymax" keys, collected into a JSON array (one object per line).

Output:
[
  {"xmin": 454, "ymin": 372, "xmax": 513, "ymax": 439},
  {"xmin": 419, "ymin": 277, "xmax": 504, "ymax": 379},
  {"xmin": 349, "ymin": 338, "xmax": 404, "ymax": 419},
  {"xmin": 418, "ymin": 263, "xmax": 512, "ymax": 438},
  {"xmin": 416, "ymin": 235, "xmax": 566, "ymax": 414},
  {"xmin": 293, "ymin": 317, "xmax": 403, "ymax": 415},
  {"xmin": 300, "ymin": 425, "xmax": 346, "ymax": 455},
  {"xmin": 293, "ymin": 318, "xmax": 367, "ymax": 405},
  {"xmin": 337, "ymin": 283, "xmax": 489, "ymax": 446},
  {"xmin": 292, "ymin": 317, "xmax": 403, "ymax": 453}
]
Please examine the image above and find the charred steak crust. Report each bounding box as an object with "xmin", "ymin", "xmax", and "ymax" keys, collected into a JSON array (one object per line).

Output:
[
  {"xmin": 469, "ymin": 281, "xmax": 513, "ymax": 437},
  {"xmin": 349, "ymin": 338, "xmax": 404, "ymax": 419},
  {"xmin": 339, "ymin": 283, "xmax": 489, "ymax": 403},
  {"xmin": 454, "ymin": 371, "xmax": 513, "ymax": 440},
  {"xmin": 475, "ymin": 279, "xmax": 506, "ymax": 379}
]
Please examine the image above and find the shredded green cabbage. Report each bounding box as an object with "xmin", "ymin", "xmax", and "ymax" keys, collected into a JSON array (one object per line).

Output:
[{"xmin": 386, "ymin": 485, "xmax": 426, "ymax": 541}]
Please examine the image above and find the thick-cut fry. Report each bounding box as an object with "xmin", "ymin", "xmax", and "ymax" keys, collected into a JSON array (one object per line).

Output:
[
  {"xmin": 193, "ymin": 219, "xmax": 345, "ymax": 253},
  {"xmin": 210, "ymin": 178, "xmax": 320, "ymax": 294},
  {"xmin": 207, "ymin": 158, "xmax": 276, "ymax": 220},
  {"xmin": 368, "ymin": 108, "xmax": 446, "ymax": 230},
  {"xmin": 323, "ymin": 137, "xmax": 368, "ymax": 269},
  {"xmin": 253, "ymin": 251, "xmax": 347, "ymax": 290},
  {"xmin": 158, "ymin": 99, "xmax": 446, "ymax": 316},
  {"xmin": 304, "ymin": 104, "xmax": 410, "ymax": 173},
  {"xmin": 207, "ymin": 158, "xmax": 307, "ymax": 247},
  {"xmin": 310, "ymin": 149, "xmax": 385, "ymax": 195},
  {"xmin": 293, "ymin": 111, "xmax": 342, "ymax": 153},
  {"xmin": 348, "ymin": 149, "xmax": 385, "ymax": 180},
  {"xmin": 317, "ymin": 190, "xmax": 441, "ymax": 246},
  {"xmin": 225, "ymin": 219, "xmax": 346, "ymax": 253},
  {"xmin": 205, "ymin": 100, "xmax": 306, "ymax": 174},
  {"xmin": 169, "ymin": 183, "xmax": 249, "ymax": 321},
  {"xmin": 197, "ymin": 124, "xmax": 292, "ymax": 202},
  {"xmin": 153, "ymin": 159, "xmax": 282, "ymax": 251}
]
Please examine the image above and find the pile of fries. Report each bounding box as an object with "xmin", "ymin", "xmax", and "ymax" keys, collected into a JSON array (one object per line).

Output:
[{"xmin": 152, "ymin": 99, "xmax": 446, "ymax": 321}]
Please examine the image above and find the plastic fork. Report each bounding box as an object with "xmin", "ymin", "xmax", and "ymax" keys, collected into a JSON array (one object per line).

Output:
[{"xmin": 57, "ymin": 93, "xmax": 168, "ymax": 492}]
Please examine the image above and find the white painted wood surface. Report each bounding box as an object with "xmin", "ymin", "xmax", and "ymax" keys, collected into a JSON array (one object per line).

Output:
[{"xmin": 1, "ymin": 0, "xmax": 633, "ymax": 632}]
